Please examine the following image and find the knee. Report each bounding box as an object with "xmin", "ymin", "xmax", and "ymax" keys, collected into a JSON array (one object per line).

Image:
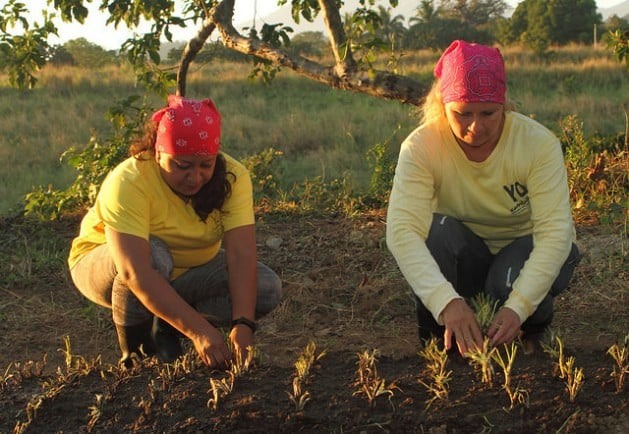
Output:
[
  {"xmin": 256, "ymin": 269, "xmax": 283, "ymax": 315},
  {"xmin": 426, "ymin": 214, "xmax": 489, "ymax": 259},
  {"xmin": 550, "ymin": 243, "xmax": 581, "ymax": 296},
  {"xmin": 149, "ymin": 237, "xmax": 173, "ymax": 279},
  {"xmin": 427, "ymin": 214, "xmax": 465, "ymax": 243},
  {"xmin": 484, "ymin": 266, "xmax": 516, "ymax": 302},
  {"xmin": 266, "ymin": 272, "xmax": 283, "ymax": 308}
]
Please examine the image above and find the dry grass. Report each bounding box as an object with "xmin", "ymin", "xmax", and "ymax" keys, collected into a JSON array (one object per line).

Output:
[{"xmin": 1, "ymin": 44, "xmax": 627, "ymax": 212}]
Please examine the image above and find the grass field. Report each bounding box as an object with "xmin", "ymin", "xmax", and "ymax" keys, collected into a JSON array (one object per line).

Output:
[{"xmin": 0, "ymin": 44, "xmax": 627, "ymax": 214}]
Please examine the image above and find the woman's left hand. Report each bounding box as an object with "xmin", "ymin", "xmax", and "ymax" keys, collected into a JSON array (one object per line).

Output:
[
  {"xmin": 229, "ymin": 324, "xmax": 255, "ymax": 364},
  {"xmin": 487, "ymin": 307, "xmax": 521, "ymax": 346}
]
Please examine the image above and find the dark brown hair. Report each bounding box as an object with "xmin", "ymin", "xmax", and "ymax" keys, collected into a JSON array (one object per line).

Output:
[{"xmin": 130, "ymin": 121, "xmax": 235, "ymax": 222}]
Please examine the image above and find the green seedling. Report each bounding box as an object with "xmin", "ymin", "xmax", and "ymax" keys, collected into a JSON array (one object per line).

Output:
[
  {"xmin": 564, "ymin": 356, "xmax": 585, "ymax": 402},
  {"xmin": 294, "ymin": 340, "xmax": 327, "ymax": 382},
  {"xmin": 470, "ymin": 293, "xmax": 499, "ymax": 332},
  {"xmin": 169, "ymin": 352, "xmax": 196, "ymax": 376},
  {"xmin": 417, "ymin": 337, "xmax": 452, "ymax": 408},
  {"xmin": 225, "ymin": 335, "xmax": 259, "ymax": 377},
  {"xmin": 86, "ymin": 393, "xmax": 104, "ymax": 431},
  {"xmin": 541, "ymin": 331, "xmax": 568, "ymax": 379},
  {"xmin": 606, "ymin": 334, "xmax": 628, "ymax": 393},
  {"xmin": 58, "ymin": 336, "xmax": 101, "ymax": 376},
  {"xmin": 207, "ymin": 371, "xmax": 235, "ymax": 411},
  {"xmin": 492, "ymin": 342, "xmax": 529, "ymax": 410},
  {"xmin": 287, "ymin": 376, "xmax": 311, "ymax": 411},
  {"xmin": 539, "ymin": 330, "xmax": 583, "ymax": 401},
  {"xmin": 1, "ymin": 363, "xmax": 15, "ymax": 392},
  {"xmin": 285, "ymin": 340, "xmax": 326, "ymax": 411},
  {"xmin": 286, "ymin": 341, "xmax": 326, "ymax": 411},
  {"xmin": 230, "ymin": 345, "xmax": 258, "ymax": 378},
  {"xmin": 466, "ymin": 337, "xmax": 497, "ymax": 386},
  {"xmin": 353, "ymin": 349, "xmax": 399, "ymax": 408}
]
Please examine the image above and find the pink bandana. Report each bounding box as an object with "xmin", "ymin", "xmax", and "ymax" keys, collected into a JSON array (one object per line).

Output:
[
  {"xmin": 434, "ymin": 40, "xmax": 506, "ymax": 104},
  {"xmin": 151, "ymin": 95, "xmax": 221, "ymax": 155}
]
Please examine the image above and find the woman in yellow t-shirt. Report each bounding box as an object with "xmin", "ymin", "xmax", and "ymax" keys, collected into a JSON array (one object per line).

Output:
[
  {"xmin": 69, "ymin": 95, "xmax": 282, "ymax": 368},
  {"xmin": 386, "ymin": 40, "xmax": 580, "ymax": 357}
]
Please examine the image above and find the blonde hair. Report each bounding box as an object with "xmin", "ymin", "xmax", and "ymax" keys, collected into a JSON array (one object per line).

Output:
[
  {"xmin": 419, "ymin": 78, "xmax": 516, "ymax": 126},
  {"xmin": 420, "ymin": 81, "xmax": 447, "ymax": 126}
]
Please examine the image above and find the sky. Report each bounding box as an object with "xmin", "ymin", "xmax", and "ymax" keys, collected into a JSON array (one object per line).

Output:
[{"xmin": 18, "ymin": 0, "xmax": 627, "ymax": 50}]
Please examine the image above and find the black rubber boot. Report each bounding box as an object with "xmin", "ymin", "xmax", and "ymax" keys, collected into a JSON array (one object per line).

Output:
[
  {"xmin": 115, "ymin": 320, "xmax": 156, "ymax": 368},
  {"xmin": 152, "ymin": 317, "xmax": 183, "ymax": 363}
]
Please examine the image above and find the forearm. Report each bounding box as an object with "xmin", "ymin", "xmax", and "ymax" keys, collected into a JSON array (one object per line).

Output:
[
  {"xmin": 506, "ymin": 232, "xmax": 573, "ymax": 322},
  {"xmin": 505, "ymin": 144, "xmax": 575, "ymax": 322},
  {"xmin": 387, "ymin": 220, "xmax": 460, "ymax": 323},
  {"xmin": 224, "ymin": 225, "xmax": 258, "ymax": 321},
  {"xmin": 227, "ymin": 253, "xmax": 257, "ymax": 321}
]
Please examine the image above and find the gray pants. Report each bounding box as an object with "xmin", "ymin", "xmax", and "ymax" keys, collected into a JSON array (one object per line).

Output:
[
  {"xmin": 415, "ymin": 214, "xmax": 580, "ymax": 339},
  {"xmin": 70, "ymin": 238, "xmax": 282, "ymax": 327}
]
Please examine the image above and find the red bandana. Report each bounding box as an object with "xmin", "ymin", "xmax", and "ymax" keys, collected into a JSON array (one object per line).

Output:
[
  {"xmin": 434, "ymin": 40, "xmax": 506, "ymax": 104},
  {"xmin": 151, "ymin": 95, "xmax": 221, "ymax": 155}
]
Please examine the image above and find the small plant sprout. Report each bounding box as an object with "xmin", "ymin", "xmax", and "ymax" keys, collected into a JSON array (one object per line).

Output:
[
  {"xmin": 225, "ymin": 332, "xmax": 259, "ymax": 377},
  {"xmin": 170, "ymin": 352, "xmax": 196, "ymax": 376},
  {"xmin": 470, "ymin": 293, "xmax": 499, "ymax": 332},
  {"xmin": 61, "ymin": 335, "xmax": 74, "ymax": 368},
  {"xmin": 57, "ymin": 336, "xmax": 98, "ymax": 375},
  {"xmin": 607, "ymin": 334, "xmax": 628, "ymax": 393},
  {"xmin": 207, "ymin": 371, "xmax": 235, "ymax": 411},
  {"xmin": 286, "ymin": 340, "xmax": 326, "ymax": 412},
  {"xmin": 86, "ymin": 393, "xmax": 104, "ymax": 431},
  {"xmin": 230, "ymin": 345, "xmax": 258, "ymax": 378},
  {"xmin": 287, "ymin": 376, "xmax": 311, "ymax": 411},
  {"xmin": 492, "ymin": 342, "xmax": 529, "ymax": 410},
  {"xmin": 352, "ymin": 349, "xmax": 399, "ymax": 408},
  {"xmin": 1, "ymin": 363, "xmax": 15, "ymax": 392},
  {"xmin": 541, "ymin": 331, "xmax": 568, "ymax": 379},
  {"xmin": 466, "ymin": 337, "xmax": 497, "ymax": 386},
  {"xmin": 563, "ymin": 356, "xmax": 585, "ymax": 402},
  {"xmin": 417, "ymin": 337, "xmax": 452, "ymax": 408},
  {"xmin": 294, "ymin": 340, "xmax": 327, "ymax": 382}
]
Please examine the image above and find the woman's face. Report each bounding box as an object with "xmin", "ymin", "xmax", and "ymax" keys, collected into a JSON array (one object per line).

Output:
[
  {"xmin": 444, "ymin": 101, "xmax": 505, "ymax": 150},
  {"xmin": 156, "ymin": 150, "xmax": 217, "ymax": 199}
]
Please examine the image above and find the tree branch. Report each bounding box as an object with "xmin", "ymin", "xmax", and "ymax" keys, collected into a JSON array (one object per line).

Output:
[
  {"xmin": 196, "ymin": 0, "xmax": 427, "ymax": 105},
  {"xmin": 176, "ymin": 1, "xmax": 222, "ymax": 96},
  {"xmin": 319, "ymin": 0, "xmax": 357, "ymax": 77}
]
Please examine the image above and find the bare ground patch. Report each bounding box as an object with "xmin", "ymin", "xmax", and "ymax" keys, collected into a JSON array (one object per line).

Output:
[{"xmin": 0, "ymin": 212, "xmax": 627, "ymax": 433}]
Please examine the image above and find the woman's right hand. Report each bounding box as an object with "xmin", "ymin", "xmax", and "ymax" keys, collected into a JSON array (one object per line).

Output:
[
  {"xmin": 190, "ymin": 322, "xmax": 231, "ymax": 368},
  {"xmin": 440, "ymin": 298, "xmax": 483, "ymax": 356}
]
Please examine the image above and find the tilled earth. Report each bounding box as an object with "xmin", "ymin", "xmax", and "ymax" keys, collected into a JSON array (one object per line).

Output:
[{"xmin": 0, "ymin": 212, "xmax": 627, "ymax": 433}]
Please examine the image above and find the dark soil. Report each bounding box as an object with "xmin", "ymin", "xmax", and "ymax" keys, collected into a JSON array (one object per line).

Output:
[{"xmin": 0, "ymin": 211, "xmax": 627, "ymax": 433}]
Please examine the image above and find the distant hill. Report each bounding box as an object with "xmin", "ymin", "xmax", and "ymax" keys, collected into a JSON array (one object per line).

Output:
[{"xmin": 600, "ymin": 0, "xmax": 629, "ymax": 19}]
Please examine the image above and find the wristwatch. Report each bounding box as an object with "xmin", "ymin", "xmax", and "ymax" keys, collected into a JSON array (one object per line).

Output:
[{"xmin": 231, "ymin": 316, "xmax": 257, "ymax": 332}]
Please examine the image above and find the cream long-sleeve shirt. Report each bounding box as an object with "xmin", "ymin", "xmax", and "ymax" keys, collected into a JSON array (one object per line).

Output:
[{"xmin": 386, "ymin": 111, "xmax": 575, "ymax": 324}]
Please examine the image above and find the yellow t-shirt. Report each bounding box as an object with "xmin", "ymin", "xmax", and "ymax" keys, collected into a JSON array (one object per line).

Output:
[
  {"xmin": 68, "ymin": 152, "xmax": 253, "ymax": 279},
  {"xmin": 386, "ymin": 112, "xmax": 576, "ymax": 324}
]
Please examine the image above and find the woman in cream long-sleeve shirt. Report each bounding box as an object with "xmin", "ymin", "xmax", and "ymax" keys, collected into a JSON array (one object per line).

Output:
[{"xmin": 386, "ymin": 40, "xmax": 579, "ymax": 356}]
